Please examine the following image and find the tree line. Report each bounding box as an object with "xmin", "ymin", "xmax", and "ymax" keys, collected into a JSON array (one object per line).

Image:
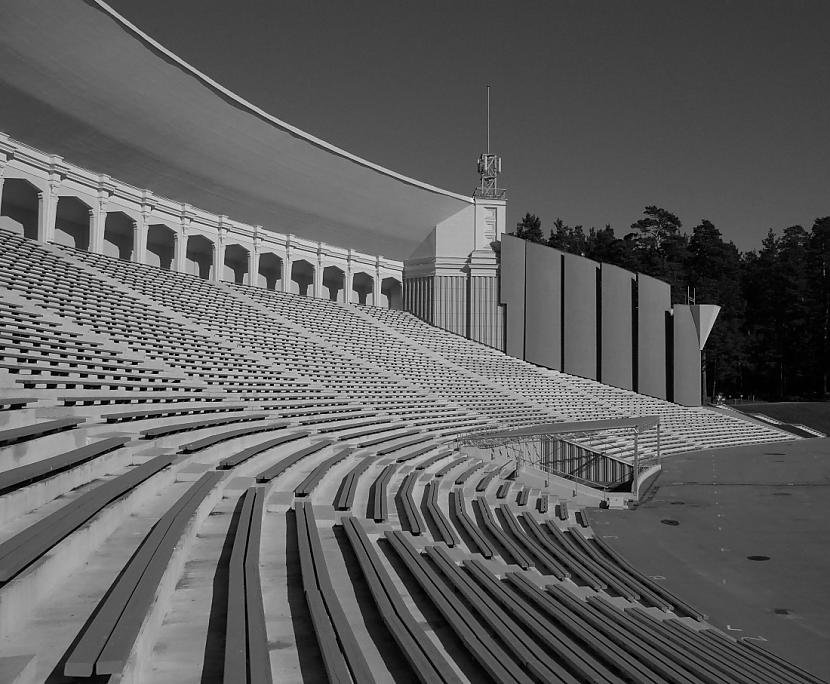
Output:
[{"xmin": 511, "ymin": 207, "xmax": 830, "ymax": 402}]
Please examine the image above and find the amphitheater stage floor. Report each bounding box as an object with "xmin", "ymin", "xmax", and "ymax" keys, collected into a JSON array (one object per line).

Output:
[{"xmin": 591, "ymin": 437, "xmax": 830, "ymax": 681}]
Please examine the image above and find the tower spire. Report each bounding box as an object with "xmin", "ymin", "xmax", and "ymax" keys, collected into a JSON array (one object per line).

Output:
[{"xmin": 474, "ymin": 85, "xmax": 505, "ymax": 199}]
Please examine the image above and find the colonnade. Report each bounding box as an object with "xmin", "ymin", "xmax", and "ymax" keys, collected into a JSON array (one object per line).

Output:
[{"xmin": 0, "ymin": 147, "xmax": 403, "ymax": 308}]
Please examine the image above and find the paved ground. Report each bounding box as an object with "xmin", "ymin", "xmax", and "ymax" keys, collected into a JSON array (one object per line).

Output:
[
  {"xmin": 735, "ymin": 401, "xmax": 830, "ymax": 436},
  {"xmin": 592, "ymin": 437, "xmax": 830, "ymax": 682}
]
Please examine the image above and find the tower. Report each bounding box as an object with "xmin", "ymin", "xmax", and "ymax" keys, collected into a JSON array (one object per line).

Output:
[{"xmin": 473, "ymin": 85, "xmax": 506, "ymax": 201}]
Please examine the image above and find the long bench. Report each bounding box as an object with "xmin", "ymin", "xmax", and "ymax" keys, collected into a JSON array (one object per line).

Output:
[
  {"xmin": 0, "ymin": 436, "xmax": 129, "ymax": 496},
  {"xmin": 414, "ymin": 449, "xmax": 452, "ymax": 470},
  {"xmin": 294, "ymin": 448, "xmax": 351, "ymax": 498},
  {"xmin": 585, "ymin": 531, "xmax": 705, "ymax": 620},
  {"xmin": 0, "ymin": 397, "xmax": 36, "ymax": 411},
  {"xmin": 454, "ymin": 461, "xmax": 484, "ymax": 485},
  {"xmin": 384, "ymin": 530, "xmax": 532, "ymax": 684},
  {"xmin": 181, "ymin": 421, "xmax": 290, "ymax": 454},
  {"xmin": 295, "ymin": 502, "xmax": 374, "ymax": 683},
  {"xmin": 495, "ymin": 506, "xmax": 567, "ymax": 580},
  {"xmin": 340, "ymin": 517, "xmax": 461, "ymax": 683},
  {"xmin": 368, "ymin": 464, "xmax": 396, "ymax": 522},
  {"xmin": 448, "ymin": 490, "xmax": 494, "ymax": 558},
  {"xmin": 103, "ymin": 404, "xmax": 246, "ymax": 423},
  {"xmin": 333, "ymin": 457, "xmax": 376, "ymax": 510},
  {"xmin": 219, "ymin": 431, "xmax": 309, "ymax": 469},
  {"xmin": 518, "ymin": 513, "xmax": 605, "ymax": 590},
  {"xmin": 223, "ymin": 487, "xmax": 270, "ymax": 684},
  {"xmin": 471, "ymin": 498, "xmax": 531, "ymax": 569},
  {"xmin": 0, "ymin": 417, "xmax": 85, "ymax": 448},
  {"xmin": 376, "ymin": 433, "xmax": 433, "ymax": 456},
  {"xmin": 396, "ymin": 471, "xmax": 425, "ymax": 535},
  {"xmin": 140, "ymin": 413, "xmax": 273, "ymax": 439},
  {"xmin": 64, "ymin": 470, "xmax": 223, "ymax": 677},
  {"xmin": 423, "ymin": 481, "xmax": 457, "ymax": 546},
  {"xmin": 256, "ymin": 439, "xmax": 333, "ymax": 483},
  {"xmin": 434, "ymin": 456, "xmax": 466, "ymax": 478},
  {"xmin": 425, "ymin": 544, "xmax": 582, "ymax": 684},
  {"xmin": 502, "ymin": 572, "xmax": 671, "ymax": 684}
]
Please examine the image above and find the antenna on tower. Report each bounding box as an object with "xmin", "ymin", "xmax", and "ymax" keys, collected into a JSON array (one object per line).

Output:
[
  {"xmin": 474, "ymin": 85, "xmax": 505, "ymax": 199},
  {"xmin": 486, "ymin": 84, "xmax": 490, "ymax": 154}
]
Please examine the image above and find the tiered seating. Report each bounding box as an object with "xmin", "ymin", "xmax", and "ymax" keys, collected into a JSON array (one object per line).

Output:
[
  {"xmin": 0, "ymin": 230, "xmax": 817, "ymax": 683},
  {"xmin": 360, "ymin": 305, "xmax": 795, "ymax": 456}
]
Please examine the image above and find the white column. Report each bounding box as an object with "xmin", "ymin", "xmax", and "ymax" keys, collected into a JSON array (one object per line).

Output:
[
  {"xmin": 213, "ymin": 238, "xmax": 224, "ymax": 282},
  {"xmin": 39, "ymin": 183, "xmax": 59, "ymax": 243},
  {"xmin": 282, "ymin": 255, "xmax": 292, "ymax": 292},
  {"xmin": 314, "ymin": 259, "xmax": 323, "ymax": 299},
  {"xmin": 134, "ymin": 217, "xmax": 147, "ymax": 264},
  {"xmin": 248, "ymin": 241, "xmax": 258, "ymax": 286},
  {"xmin": 345, "ymin": 254, "xmax": 353, "ymax": 304},
  {"xmin": 373, "ymin": 266, "xmax": 381, "ymax": 307},
  {"xmin": 90, "ymin": 202, "xmax": 106, "ymax": 254},
  {"xmin": 174, "ymin": 229, "xmax": 187, "ymax": 273}
]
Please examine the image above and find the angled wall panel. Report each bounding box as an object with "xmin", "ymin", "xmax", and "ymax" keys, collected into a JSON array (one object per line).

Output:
[
  {"xmin": 500, "ymin": 234, "xmax": 526, "ymax": 358},
  {"xmin": 673, "ymin": 305, "xmax": 702, "ymax": 406},
  {"xmin": 600, "ymin": 263, "xmax": 635, "ymax": 390},
  {"xmin": 563, "ymin": 252, "xmax": 599, "ymax": 379},
  {"xmin": 524, "ymin": 241, "xmax": 562, "ymax": 370},
  {"xmin": 637, "ymin": 274, "xmax": 670, "ymax": 399}
]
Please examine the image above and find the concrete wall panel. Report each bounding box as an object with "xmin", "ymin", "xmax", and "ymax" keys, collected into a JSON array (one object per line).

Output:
[
  {"xmin": 673, "ymin": 305, "xmax": 702, "ymax": 406},
  {"xmin": 525, "ymin": 241, "xmax": 562, "ymax": 370},
  {"xmin": 637, "ymin": 274, "xmax": 670, "ymax": 399},
  {"xmin": 500, "ymin": 234, "xmax": 526, "ymax": 358},
  {"xmin": 601, "ymin": 263, "xmax": 635, "ymax": 389},
  {"xmin": 563, "ymin": 252, "xmax": 599, "ymax": 379}
]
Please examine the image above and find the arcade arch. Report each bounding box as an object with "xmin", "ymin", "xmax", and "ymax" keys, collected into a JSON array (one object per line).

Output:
[
  {"xmin": 323, "ymin": 265, "xmax": 345, "ymax": 302},
  {"xmin": 290, "ymin": 259, "xmax": 314, "ymax": 296},
  {"xmin": 146, "ymin": 224, "xmax": 175, "ymax": 270},
  {"xmin": 0, "ymin": 178, "xmax": 39, "ymax": 240},
  {"xmin": 381, "ymin": 277, "xmax": 402, "ymax": 309},
  {"xmin": 54, "ymin": 196, "xmax": 91, "ymax": 250},
  {"xmin": 258, "ymin": 252, "xmax": 282, "ymax": 290},
  {"xmin": 186, "ymin": 234, "xmax": 214, "ymax": 279},
  {"xmin": 351, "ymin": 271, "xmax": 374, "ymax": 305},
  {"xmin": 223, "ymin": 243, "xmax": 249, "ymax": 284},
  {"xmin": 103, "ymin": 211, "xmax": 135, "ymax": 261}
]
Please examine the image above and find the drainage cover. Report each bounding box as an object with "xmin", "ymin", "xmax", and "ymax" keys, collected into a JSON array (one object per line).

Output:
[
  {"xmin": 764, "ymin": 452, "xmax": 786, "ymax": 456},
  {"xmin": 670, "ymin": 501, "xmax": 685, "ymax": 505},
  {"xmin": 774, "ymin": 608, "xmax": 790, "ymax": 615},
  {"xmin": 772, "ymin": 492, "xmax": 792, "ymax": 496},
  {"xmin": 747, "ymin": 555, "xmax": 770, "ymax": 561},
  {"xmin": 660, "ymin": 519, "xmax": 680, "ymax": 526}
]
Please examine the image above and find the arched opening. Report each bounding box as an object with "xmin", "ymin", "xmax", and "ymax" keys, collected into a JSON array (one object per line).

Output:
[
  {"xmin": 146, "ymin": 224, "xmax": 175, "ymax": 270},
  {"xmin": 291, "ymin": 259, "xmax": 314, "ymax": 296},
  {"xmin": 381, "ymin": 277, "xmax": 403, "ymax": 310},
  {"xmin": 323, "ymin": 266, "xmax": 345, "ymax": 302},
  {"xmin": 258, "ymin": 252, "xmax": 282, "ymax": 290},
  {"xmin": 0, "ymin": 178, "xmax": 39, "ymax": 240},
  {"xmin": 103, "ymin": 211, "xmax": 135, "ymax": 260},
  {"xmin": 351, "ymin": 271, "xmax": 374, "ymax": 305},
  {"xmin": 54, "ymin": 196, "xmax": 91, "ymax": 250},
  {"xmin": 223, "ymin": 243, "xmax": 249, "ymax": 284},
  {"xmin": 186, "ymin": 234, "xmax": 214, "ymax": 280}
]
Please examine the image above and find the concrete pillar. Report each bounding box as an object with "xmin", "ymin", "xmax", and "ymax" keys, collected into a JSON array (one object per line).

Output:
[
  {"xmin": 213, "ymin": 236, "xmax": 225, "ymax": 283},
  {"xmin": 314, "ymin": 258, "xmax": 323, "ymax": 299},
  {"xmin": 90, "ymin": 203, "xmax": 106, "ymax": 254},
  {"xmin": 248, "ymin": 242, "xmax": 258, "ymax": 286},
  {"xmin": 373, "ymin": 267, "xmax": 381, "ymax": 307},
  {"xmin": 39, "ymin": 184, "xmax": 58, "ymax": 243},
  {"xmin": 174, "ymin": 231, "xmax": 187, "ymax": 273},
  {"xmin": 134, "ymin": 217, "xmax": 147, "ymax": 264}
]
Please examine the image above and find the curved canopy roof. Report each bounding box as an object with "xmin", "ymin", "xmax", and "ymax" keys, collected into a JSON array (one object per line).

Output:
[{"xmin": 0, "ymin": 1, "xmax": 471, "ymax": 259}]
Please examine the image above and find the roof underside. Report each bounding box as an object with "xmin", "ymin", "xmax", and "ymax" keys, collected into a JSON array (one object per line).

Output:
[{"xmin": 0, "ymin": 0, "xmax": 471, "ymax": 259}]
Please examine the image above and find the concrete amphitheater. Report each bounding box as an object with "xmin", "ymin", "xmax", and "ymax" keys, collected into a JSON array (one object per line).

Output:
[{"xmin": 0, "ymin": 2, "xmax": 827, "ymax": 683}]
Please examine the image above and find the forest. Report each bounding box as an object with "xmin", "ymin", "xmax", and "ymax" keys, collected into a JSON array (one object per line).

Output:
[{"xmin": 510, "ymin": 207, "xmax": 830, "ymax": 402}]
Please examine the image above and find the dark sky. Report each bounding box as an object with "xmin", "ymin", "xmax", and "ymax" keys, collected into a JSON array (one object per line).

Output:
[{"xmin": 103, "ymin": 0, "xmax": 829, "ymax": 251}]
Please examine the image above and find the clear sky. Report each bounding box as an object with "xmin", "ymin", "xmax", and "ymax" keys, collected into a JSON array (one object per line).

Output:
[{"xmin": 104, "ymin": 0, "xmax": 829, "ymax": 251}]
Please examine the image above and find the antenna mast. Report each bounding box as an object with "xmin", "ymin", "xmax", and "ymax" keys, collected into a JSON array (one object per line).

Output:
[{"xmin": 475, "ymin": 85, "xmax": 505, "ymax": 199}]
